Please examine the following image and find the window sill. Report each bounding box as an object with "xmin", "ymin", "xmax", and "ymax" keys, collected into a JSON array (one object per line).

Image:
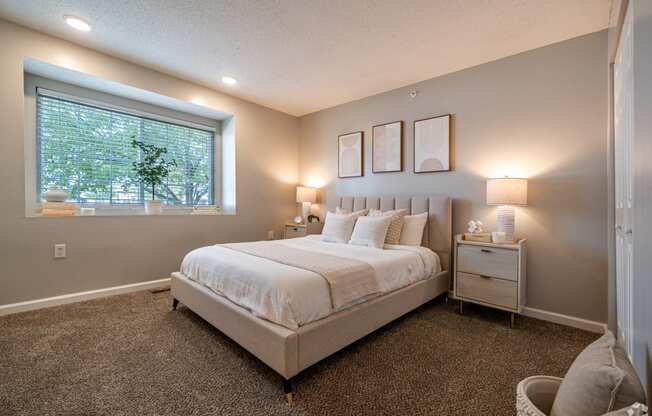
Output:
[{"xmin": 27, "ymin": 205, "xmax": 235, "ymax": 218}]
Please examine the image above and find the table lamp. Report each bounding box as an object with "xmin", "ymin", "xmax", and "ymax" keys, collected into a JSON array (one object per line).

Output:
[
  {"xmin": 486, "ymin": 177, "xmax": 528, "ymax": 243},
  {"xmin": 296, "ymin": 186, "xmax": 317, "ymax": 223}
]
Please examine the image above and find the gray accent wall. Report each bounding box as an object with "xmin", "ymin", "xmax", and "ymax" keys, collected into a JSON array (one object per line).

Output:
[
  {"xmin": 0, "ymin": 20, "xmax": 300, "ymax": 305},
  {"xmin": 299, "ymin": 31, "xmax": 609, "ymax": 323}
]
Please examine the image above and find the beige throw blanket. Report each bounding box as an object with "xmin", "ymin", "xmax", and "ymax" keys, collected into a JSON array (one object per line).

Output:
[{"xmin": 223, "ymin": 241, "xmax": 380, "ymax": 310}]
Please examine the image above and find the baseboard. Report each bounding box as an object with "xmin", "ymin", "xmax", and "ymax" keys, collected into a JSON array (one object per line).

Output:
[
  {"xmin": 522, "ymin": 307, "xmax": 607, "ymax": 334},
  {"xmin": 0, "ymin": 278, "xmax": 171, "ymax": 317},
  {"xmin": 2, "ymin": 283, "xmax": 608, "ymax": 334},
  {"xmin": 447, "ymin": 291, "xmax": 607, "ymax": 334}
]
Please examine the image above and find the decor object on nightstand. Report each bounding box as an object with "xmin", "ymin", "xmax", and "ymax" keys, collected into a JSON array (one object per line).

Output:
[
  {"xmin": 307, "ymin": 214, "xmax": 320, "ymax": 223},
  {"xmin": 464, "ymin": 233, "xmax": 491, "ymax": 243},
  {"xmin": 296, "ymin": 186, "xmax": 317, "ymax": 223},
  {"xmin": 467, "ymin": 220, "xmax": 484, "ymax": 233},
  {"xmin": 464, "ymin": 220, "xmax": 491, "ymax": 242},
  {"xmin": 491, "ymin": 231, "xmax": 507, "ymax": 244},
  {"xmin": 284, "ymin": 222, "xmax": 324, "ymax": 239},
  {"xmin": 486, "ymin": 176, "xmax": 528, "ymax": 243},
  {"xmin": 453, "ymin": 234, "xmax": 527, "ymax": 328},
  {"xmin": 131, "ymin": 139, "xmax": 176, "ymax": 215}
]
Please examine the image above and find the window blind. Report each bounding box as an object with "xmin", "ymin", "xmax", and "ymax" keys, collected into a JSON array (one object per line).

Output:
[{"xmin": 36, "ymin": 89, "xmax": 215, "ymax": 206}]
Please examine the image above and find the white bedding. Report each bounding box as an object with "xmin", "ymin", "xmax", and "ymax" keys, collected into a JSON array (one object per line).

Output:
[{"xmin": 180, "ymin": 235, "xmax": 441, "ymax": 329}]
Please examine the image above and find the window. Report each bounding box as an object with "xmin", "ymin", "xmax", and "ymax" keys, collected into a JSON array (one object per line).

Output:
[{"xmin": 36, "ymin": 88, "xmax": 215, "ymax": 206}]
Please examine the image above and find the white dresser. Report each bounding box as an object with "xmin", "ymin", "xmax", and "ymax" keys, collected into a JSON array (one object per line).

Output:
[{"xmin": 453, "ymin": 234, "xmax": 527, "ymax": 327}]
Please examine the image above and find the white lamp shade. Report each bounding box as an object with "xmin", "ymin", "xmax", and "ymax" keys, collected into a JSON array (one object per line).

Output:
[
  {"xmin": 486, "ymin": 178, "xmax": 528, "ymax": 206},
  {"xmin": 296, "ymin": 186, "xmax": 317, "ymax": 203}
]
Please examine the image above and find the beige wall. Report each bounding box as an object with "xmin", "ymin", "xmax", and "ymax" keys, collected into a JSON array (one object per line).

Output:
[
  {"xmin": 299, "ymin": 31, "xmax": 609, "ymax": 323},
  {"xmin": 0, "ymin": 19, "xmax": 610, "ymax": 326},
  {"xmin": 0, "ymin": 20, "xmax": 300, "ymax": 304}
]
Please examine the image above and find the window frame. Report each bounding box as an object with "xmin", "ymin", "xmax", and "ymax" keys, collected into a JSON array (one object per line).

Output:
[{"xmin": 24, "ymin": 75, "xmax": 223, "ymax": 217}]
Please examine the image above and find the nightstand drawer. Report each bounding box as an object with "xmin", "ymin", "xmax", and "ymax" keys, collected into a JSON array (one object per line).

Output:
[
  {"xmin": 285, "ymin": 225, "xmax": 307, "ymax": 239},
  {"xmin": 457, "ymin": 245, "xmax": 518, "ymax": 281},
  {"xmin": 457, "ymin": 272, "xmax": 517, "ymax": 309}
]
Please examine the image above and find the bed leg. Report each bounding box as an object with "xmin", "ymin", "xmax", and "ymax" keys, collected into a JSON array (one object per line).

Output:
[
  {"xmin": 283, "ymin": 378, "xmax": 293, "ymax": 405},
  {"xmin": 172, "ymin": 298, "xmax": 179, "ymax": 311}
]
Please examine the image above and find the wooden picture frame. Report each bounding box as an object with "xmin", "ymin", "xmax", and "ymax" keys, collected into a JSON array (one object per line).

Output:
[
  {"xmin": 413, "ymin": 114, "xmax": 451, "ymax": 173},
  {"xmin": 372, "ymin": 121, "xmax": 403, "ymax": 173},
  {"xmin": 338, "ymin": 131, "xmax": 364, "ymax": 178}
]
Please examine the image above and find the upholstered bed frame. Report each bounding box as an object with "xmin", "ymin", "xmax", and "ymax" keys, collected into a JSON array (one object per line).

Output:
[{"xmin": 170, "ymin": 195, "xmax": 452, "ymax": 403}]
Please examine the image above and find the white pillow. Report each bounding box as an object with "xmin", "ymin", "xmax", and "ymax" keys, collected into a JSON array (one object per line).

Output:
[
  {"xmin": 321, "ymin": 211, "xmax": 365, "ymax": 243},
  {"xmin": 368, "ymin": 208, "xmax": 407, "ymax": 244},
  {"xmin": 349, "ymin": 215, "xmax": 392, "ymax": 249},
  {"xmin": 399, "ymin": 212, "xmax": 428, "ymax": 246},
  {"xmin": 336, "ymin": 206, "xmax": 368, "ymax": 216}
]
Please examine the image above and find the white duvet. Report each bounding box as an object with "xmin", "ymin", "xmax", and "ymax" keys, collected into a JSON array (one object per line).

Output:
[{"xmin": 180, "ymin": 235, "xmax": 440, "ymax": 329}]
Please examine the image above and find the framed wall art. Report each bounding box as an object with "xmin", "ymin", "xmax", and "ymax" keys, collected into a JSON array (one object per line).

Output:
[
  {"xmin": 338, "ymin": 131, "xmax": 364, "ymax": 178},
  {"xmin": 413, "ymin": 114, "xmax": 451, "ymax": 173},
  {"xmin": 372, "ymin": 121, "xmax": 403, "ymax": 173}
]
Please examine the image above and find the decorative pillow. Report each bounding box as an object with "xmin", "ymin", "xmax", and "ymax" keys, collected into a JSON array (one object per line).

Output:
[
  {"xmin": 349, "ymin": 215, "xmax": 392, "ymax": 249},
  {"xmin": 321, "ymin": 211, "xmax": 366, "ymax": 243},
  {"xmin": 550, "ymin": 331, "xmax": 646, "ymax": 416},
  {"xmin": 399, "ymin": 212, "xmax": 428, "ymax": 246},
  {"xmin": 368, "ymin": 209, "xmax": 407, "ymax": 244}
]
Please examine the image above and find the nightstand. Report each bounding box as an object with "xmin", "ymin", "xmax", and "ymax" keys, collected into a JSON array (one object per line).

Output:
[
  {"xmin": 453, "ymin": 234, "xmax": 527, "ymax": 328},
  {"xmin": 284, "ymin": 222, "xmax": 323, "ymax": 239}
]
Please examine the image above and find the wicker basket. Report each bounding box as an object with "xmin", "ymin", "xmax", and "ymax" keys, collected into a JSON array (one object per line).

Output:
[{"xmin": 516, "ymin": 376, "xmax": 563, "ymax": 416}]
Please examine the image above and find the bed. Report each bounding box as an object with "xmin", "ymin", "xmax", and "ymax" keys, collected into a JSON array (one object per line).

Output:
[{"xmin": 171, "ymin": 195, "xmax": 452, "ymax": 403}]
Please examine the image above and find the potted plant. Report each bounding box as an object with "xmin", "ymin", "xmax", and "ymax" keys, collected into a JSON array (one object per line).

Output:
[{"xmin": 131, "ymin": 140, "xmax": 176, "ymax": 215}]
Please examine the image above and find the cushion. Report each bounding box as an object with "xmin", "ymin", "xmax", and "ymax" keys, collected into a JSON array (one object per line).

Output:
[
  {"xmin": 368, "ymin": 209, "xmax": 407, "ymax": 244},
  {"xmin": 321, "ymin": 211, "xmax": 365, "ymax": 244},
  {"xmin": 399, "ymin": 212, "xmax": 428, "ymax": 246},
  {"xmin": 550, "ymin": 331, "xmax": 646, "ymax": 416},
  {"xmin": 349, "ymin": 215, "xmax": 393, "ymax": 249}
]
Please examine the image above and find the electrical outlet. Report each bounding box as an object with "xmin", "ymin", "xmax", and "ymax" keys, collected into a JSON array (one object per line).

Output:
[
  {"xmin": 267, "ymin": 230, "xmax": 275, "ymax": 240},
  {"xmin": 54, "ymin": 244, "xmax": 66, "ymax": 258}
]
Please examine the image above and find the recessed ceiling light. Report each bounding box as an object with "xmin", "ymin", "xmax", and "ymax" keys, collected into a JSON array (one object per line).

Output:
[
  {"xmin": 222, "ymin": 76, "xmax": 237, "ymax": 85},
  {"xmin": 64, "ymin": 15, "xmax": 91, "ymax": 32}
]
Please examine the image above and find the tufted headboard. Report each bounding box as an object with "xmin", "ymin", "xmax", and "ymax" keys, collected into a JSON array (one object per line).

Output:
[{"xmin": 334, "ymin": 195, "xmax": 453, "ymax": 272}]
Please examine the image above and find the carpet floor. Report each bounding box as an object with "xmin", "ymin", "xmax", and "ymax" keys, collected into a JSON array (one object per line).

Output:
[{"xmin": 0, "ymin": 290, "xmax": 597, "ymax": 416}]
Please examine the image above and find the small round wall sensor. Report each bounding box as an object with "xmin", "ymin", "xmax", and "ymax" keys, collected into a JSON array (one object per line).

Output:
[{"xmin": 409, "ymin": 90, "xmax": 418, "ymax": 98}]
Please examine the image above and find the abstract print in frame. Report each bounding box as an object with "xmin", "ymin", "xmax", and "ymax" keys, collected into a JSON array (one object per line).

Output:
[
  {"xmin": 338, "ymin": 131, "xmax": 364, "ymax": 178},
  {"xmin": 372, "ymin": 121, "xmax": 403, "ymax": 173},
  {"xmin": 413, "ymin": 114, "xmax": 451, "ymax": 173}
]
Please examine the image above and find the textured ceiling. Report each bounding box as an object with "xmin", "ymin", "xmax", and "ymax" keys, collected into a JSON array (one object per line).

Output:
[{"xmin": 0, "ymin": 0, "xmax": 609, "ymax": 116}]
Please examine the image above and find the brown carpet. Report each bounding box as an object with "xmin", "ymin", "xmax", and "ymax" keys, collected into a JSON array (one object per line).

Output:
[{"xmin": 0, "ymin": 290, "xmax": 596, "ymax": 416}]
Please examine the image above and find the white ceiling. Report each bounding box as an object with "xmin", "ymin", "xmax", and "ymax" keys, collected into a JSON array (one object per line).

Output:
[{"xmin": 0, "ymin": 0, "xmax": 609, "ymax": 116}]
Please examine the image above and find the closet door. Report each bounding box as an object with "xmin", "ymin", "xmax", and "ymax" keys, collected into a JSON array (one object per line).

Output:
[{"xmin": 614, "ymin": 1, "xmax": 634, "ymax": 359}]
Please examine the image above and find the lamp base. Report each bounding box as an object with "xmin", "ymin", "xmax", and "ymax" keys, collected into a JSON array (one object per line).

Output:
[
  {"xmin": 496, "ymin": 205, "xmax": 516, "ymax": 243},
  {"xmin": 301, "ymin": 202, "xmax": 311, "ymax": 223}
]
